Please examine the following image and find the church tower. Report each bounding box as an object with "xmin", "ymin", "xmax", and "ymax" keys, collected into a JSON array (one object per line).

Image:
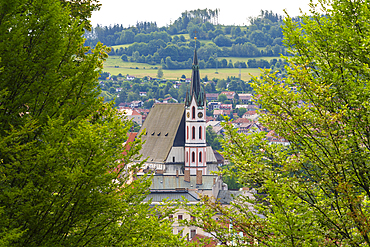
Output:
[{"xmin": 184, "ymin": 45, "xmax": 207, "ymax": 175}]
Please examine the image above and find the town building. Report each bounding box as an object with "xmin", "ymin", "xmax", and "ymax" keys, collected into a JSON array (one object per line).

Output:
[
  {"xmin": 238, "ymin": 93, "xmax": 253, "ymax": 104},
  {"xmin": 207, "ymin": 101, "xmax": 221, "ymax": 111},
  {"xmin": 119, "ymin": 107, "xmax": 143, "ymax": 126},
  {"xmin": 130, "ymin": 100, "xmax": 143, "ymax": 108},
  {"xmin": 242, "ymin": 110, "xmax": 259, "ymax": 121},
  {"xmin": 206, "ymin": 93, "xmax": 219, "ymax": 101},
  {"xmin": 220, "ymin": 91, "xmax": 235, "ymax": 101},
  {"xmin": 126, "ymin": 75, "xmax": 136, "ymax": 81}
]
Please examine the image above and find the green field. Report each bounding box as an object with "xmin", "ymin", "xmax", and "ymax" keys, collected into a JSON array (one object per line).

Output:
[
  {"xmin": 111, "ymin": 44, "xmax": 131, "ymax": 50},
  {"xmin": 103, "ymin": 55, "xmax": 265, "ymax": 81},
  {"xmin": 219, "ymin": 56, "xmax": 281, "ymax": 63}
]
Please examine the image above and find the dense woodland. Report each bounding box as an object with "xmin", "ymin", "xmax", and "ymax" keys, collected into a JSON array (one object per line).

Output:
[{"xmin": 84, "ymin": 9, "xmax": 295, "ymax": 70}]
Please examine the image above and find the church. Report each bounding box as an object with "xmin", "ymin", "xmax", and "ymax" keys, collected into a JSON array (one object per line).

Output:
[
  {"xmin": 137, "ymin": 47, "xmax": 222, "ymax": 184},
  {"xmin": 136, "ymin": 45, "xmax": 231, "ymax": 239}
]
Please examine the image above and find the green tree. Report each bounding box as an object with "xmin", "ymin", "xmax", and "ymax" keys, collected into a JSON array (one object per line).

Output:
[
  {"xmin": 157, "ymin": 68, "xmax": 164, "ymax": 78},
  {"xmin": 216, "ymin": 80, "xmax": 227, "ymax": 91},
  {"xmin": 143, "ymin": 99, "xmax": 155, "ymax": 109},
  {"xmin": 205, "ymin": 83, "xmax": 213, "ymax": 93},
  {"xmin": 121, "ymin": 54, "xmax": 128, "ymax": 61},
  {"xmin": 127, "ymin": 91, "xmax": 140, "ymax": 102},
  {"xmin": 181, "ymin": 0, "xmax": 370, "ymax": 246},
  {"xmin": 217, "ymin": 94, "xmax": 227, "ymax": 103},
  {"xmin": 120, "ymin": 29, "xmax": 135, "ymax": 44},
  {"xmin": 206, "ymin": 126, "xmax": 222, "ymax": 151},
  {"xmin": 213, "ymin": 34, "xmax": 232, "ymax": 47},
  {"xmin": 237, "ymin": 107, "xmax": 246, "ymax": 118},
  {"xmin": 0, "ymin": 0, "xmax": 184, "ymax": 246}
]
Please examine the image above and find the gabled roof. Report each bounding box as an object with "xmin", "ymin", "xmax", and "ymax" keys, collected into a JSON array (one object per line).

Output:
[
  {"xmin": 213, "ymin": 150, "xmax": 224, "ymax": 163},
  {"xmin": 232, "ymin": 118, "xmax": 252, "ymax": 124},
  {"xmin": 221, "ymin": 91, "xmax": 235, "ymax": 95},
  {"xmin": 138, "ymin": 103, "xmax": 185, "ymax": 162},
  {"xmin": 143, "ymin": 190, "xmax": 199, "ymax": 203},
  {"xmin": 131, "ymin": 110, "xmax": 141, "ymax": 115},
  {"xmin": 206, "ymin": 93, "xmax": 219, "ymax": 98}
]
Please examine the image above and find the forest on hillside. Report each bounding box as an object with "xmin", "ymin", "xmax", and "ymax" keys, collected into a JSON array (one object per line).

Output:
[{"xmin": 84, "ymin": 9, "xmax": 299, "ymax": 70}]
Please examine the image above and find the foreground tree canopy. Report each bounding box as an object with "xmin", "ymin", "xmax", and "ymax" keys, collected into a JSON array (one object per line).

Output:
[
  {"xmin": 183, "ymin": 0, "xmax": 370, "ymax": 246},
  {"xmin": 0, "ymin": 0, "xmax": 184, "ymax": 246}
]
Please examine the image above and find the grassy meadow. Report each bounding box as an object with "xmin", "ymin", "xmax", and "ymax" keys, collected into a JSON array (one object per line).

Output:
[
  {"xmin": 103, "ymin": 55, "xmax": 268, "ymax": 81},
  {"xmin": 111, "ymin": 44, "xmax": 132, "ymax": 50},
  {"xmin": 219, "ymin": 56, "xmax": 281, "ymax": 63}
]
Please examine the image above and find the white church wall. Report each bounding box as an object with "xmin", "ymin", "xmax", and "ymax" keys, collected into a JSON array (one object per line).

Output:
[{"xmin": 166, "ymin": 147, "xmax": 185, "ymax": 163}]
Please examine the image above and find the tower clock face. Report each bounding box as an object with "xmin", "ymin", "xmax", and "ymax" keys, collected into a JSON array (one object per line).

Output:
[
  {"xmin": 198, "ymin": 112, "xmax": 203, "ymax": 118},
  {"xmin": 187, "ymin": 112, "xmax": 190, "ymax": 118}
]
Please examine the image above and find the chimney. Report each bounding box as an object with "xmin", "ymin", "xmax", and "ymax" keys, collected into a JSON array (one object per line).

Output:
[
  {"xmin": 196, "ymin": 170, "xmax": 202, "ymax": 185},
  {"xmin": 184, "ymin": 170, "xmax": 190, "ymax": 182},
  {"xmin": 176, "ymin": 169, "xmax": 179, "ymax": 178}
]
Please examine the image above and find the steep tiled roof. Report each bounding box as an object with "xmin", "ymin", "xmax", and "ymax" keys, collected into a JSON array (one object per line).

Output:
[{"xmin": 138, "ymin": 103, "xmax": 185, "ymax": 163}]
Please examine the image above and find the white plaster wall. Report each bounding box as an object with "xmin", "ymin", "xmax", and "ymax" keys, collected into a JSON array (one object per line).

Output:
[{"xmin": 166, "ymin": 147, "xmax": 185, "ymax": 163}]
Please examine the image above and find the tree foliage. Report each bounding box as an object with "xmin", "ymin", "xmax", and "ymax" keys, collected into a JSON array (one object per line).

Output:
[
  {"xmin": 182, "ymin": 0, "xmax": 370, "ymax": 246},
  {"xmin": 0, "ymin": 0, "xmax": 184, "ymax": 246}
]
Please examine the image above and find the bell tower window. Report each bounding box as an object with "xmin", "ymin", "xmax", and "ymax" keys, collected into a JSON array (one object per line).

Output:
[
  {"xmin": 192, "ymin": 126, "xmax": 195, "ymax": 139},
  {"xmin": 192, "ymin": 106, "xmax": 195, "ymax": 119},
  {"xmin": 199, "ymin": 152, "xmax": 202, "ymax": 162},
  {"xmin": 199, "ymin": 126, "xmax": 202, "ymax": 139},
  {"xmin": 191, "ymin": 152, "xmax": 195, "ymax": 163}
]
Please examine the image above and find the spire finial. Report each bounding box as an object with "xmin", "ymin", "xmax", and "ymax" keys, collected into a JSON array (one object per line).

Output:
[{"xmin": 193, "ymin": 30, "xmax": 197, "ymax": 49}]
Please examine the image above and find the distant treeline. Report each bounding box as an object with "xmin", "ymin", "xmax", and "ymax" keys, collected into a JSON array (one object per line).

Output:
[
  {"xmin": 85, "ymin": 9, "xmax": 299, "ymax": 69},
  {"xmin": 161, "ymin": 57, "xmax": 287, "ymax": 70}
]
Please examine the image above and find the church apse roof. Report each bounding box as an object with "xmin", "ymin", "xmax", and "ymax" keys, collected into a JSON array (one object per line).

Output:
[{"xmin": 138, "ymin": 103, "xmax": 185, "ymax": 163}]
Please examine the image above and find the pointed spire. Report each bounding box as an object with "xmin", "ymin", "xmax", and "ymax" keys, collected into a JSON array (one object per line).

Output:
[
  {"xmin": 185, "ymin": 34, "xmax": 205, "ymax": 107},
  {"xmin": 189, "ymin": 48, "xmax": 201, "ymax": 103}
]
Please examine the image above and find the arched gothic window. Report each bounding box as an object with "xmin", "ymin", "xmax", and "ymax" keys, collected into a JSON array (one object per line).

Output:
[
  {"xmin": 192, "ymin": 106, "xmax": 195, "ymax": 119},
  {"xmin": 199, "ymin": 152, "xmax": 202, "ymax": 162},
  {"xmin": 192, "ymin": 126, "xmax": 195, "ymax": 139},
  {"xmin": 191, "ymin": 152, "xmax": 195, "ymax": 163},
  {"xmin": 199, "ymin": 126, "xmax": 202, "ymax": 139}
]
